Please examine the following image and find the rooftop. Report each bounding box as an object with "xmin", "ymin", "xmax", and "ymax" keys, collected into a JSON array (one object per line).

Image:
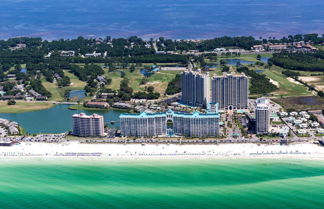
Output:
[
  {"xmin": 120, "ymin": 109, "xmax": 220, "ymax": 119},
  {"xmin": 72, "ymin": 113, "xmax": 103, "ymax": 119}
]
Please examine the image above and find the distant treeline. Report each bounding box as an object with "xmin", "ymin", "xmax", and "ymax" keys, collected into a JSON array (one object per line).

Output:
[
  {"xmin": 1, "ymin": 33, "xmax": 324, "ymax": 55},
  {"xmin": 271, "ymin": 51, "xmax": 324, "ymax": 72}
]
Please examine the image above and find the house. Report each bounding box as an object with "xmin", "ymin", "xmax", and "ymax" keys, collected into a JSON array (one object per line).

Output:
[
  {"xmin": 85, "ymin": 52, "xmax": 101, "ymax": 58},
  {"xmin": 29, "ymin": 89, "xmax": 41, "ymax": 97},
  {"xmin": 297, "ymin": 129, "xmax": 307, "ymax": 135},
  {"xmin": 113, "ymin": 102, "xmax": 134, "ymax": 109},
  {"xmin": 60, "ymin": 51, "xmax": 75, "ymax": 57},
  {"xmin": 7, "ymin": 74, "xmax": 16, "ymax": 80},
  {"xmin": 86, "ymin": 101, "xmax": 109, "ymax": 109},
  {"xmin": 9, "ymin": 44, "xmax": 26, "ymax": 51},
  {"xmin": 251, "ymin": 45, "xmax": 264, "ymax": 52},
  {"xmin": 317, "ymin": 129, "xmax": 324, "ymax": 134},
  {"xmin": 268, "ymin": 44, "xmax": 288, "ymax": 51},
  {"xmin": 0, "ymin": 91, "xmax": 6, "ymax": 97},
  {"xmin": 35, "ymin": 96, "xmax": 48, "ymax": 101},
  {"xmin": 97, "ymin": 92, "xmax": 117, "ymax": 99},
  {"xmin": 96, "ymin": 76, "xmax": 107, "ymax": 85},
  {"xmin": 311, "ymin": 122, "xmax": 320, "ymax": 128}
]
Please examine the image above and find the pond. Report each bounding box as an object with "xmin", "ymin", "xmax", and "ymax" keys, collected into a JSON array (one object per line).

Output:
[
  {"xmin": 69, "ymin": 90, "xmax": 86, "ymax": 100},
  {"xmin": 260, "ymin": 57, "xmax": 270, "ymax": 63},
  {"xmin": 287, "ymin": 96, "xmax": 324, "ymax": 106},
  {"xmin": 140, "ymin": 69, "xmax": 153, "ymax": 77},
  {"xmin": 0, "ymin": 105, "xmax": 124, "ymax": 134},
  {"xmin": 223, "ymin": 59, "xmax": 254, "ymax": 65}
]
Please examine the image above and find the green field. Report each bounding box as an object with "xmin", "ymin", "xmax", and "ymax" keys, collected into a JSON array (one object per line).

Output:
[
  {"xmin": 41, "ymin": 63, "xmax": 181, "ymax": 101},
  {"xmin": 0, "ymin": 101, "xmax": 54, "ymax": 113},
  {"xmin": 218, "ymin": 53, "xmax": 273, "ymax": 62},
  {"xmin": 315, "ymin": 45, "xmax": 324, "ymax": 50},
  {"xmin": 260, "ymin": 66, "xmax": 311, "ymax": 96},
  {"xmin": 42, "ymin": 70, "xmax": 87, "ymax": 101},
  {"xmin": 105, "ymin": 68, "xmax": 180, "ymax": 95}
]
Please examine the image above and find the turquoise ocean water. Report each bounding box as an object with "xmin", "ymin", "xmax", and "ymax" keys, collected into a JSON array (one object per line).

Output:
[{"xmin": 0, "ymin": 159, "xmax": 324, "ymax": 209}]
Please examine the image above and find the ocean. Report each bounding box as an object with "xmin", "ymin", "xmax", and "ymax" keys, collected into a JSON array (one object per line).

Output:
[
  {"xmin": 0, "ymin": 159, "xmax": 324, "ymax": 209},
  {"xmin": 0, "ymin": 0, "xmax": 323, "ymax": 39}
]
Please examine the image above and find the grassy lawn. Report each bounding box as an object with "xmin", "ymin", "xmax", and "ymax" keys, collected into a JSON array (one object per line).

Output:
[
  {"xmin": 218, "ymin": 53, "xmax": 273, "ymax": 62},
  {"xmin": 68, "ymin": 104, "xmax": 108, "ymax": 111},
  {"xmin": 259, "ymin": 66, "xmax": 311, "ymax": 97},
  {"xmin": 315, "ymin": 45, "xmax": 324, "ymax": 50},
  {"xmin": 0, "ymin": 101, "xmax": 54, "ymax": 113},
  {"xmin": 64, "ymin": 70, "xmax": 87, "ymax": 89},
  {"xmin": 42, "ymin": 70, "xmax": 87, "ymax": 101},
  {"xmin": 146, "ymin": 70, "xmax": 180, "ymax": 94},
  {"xmin": 290, "ymin": 70, "xmax": 324, "ymax": 76},
  {"xmin": 41, "ymin": 77, "xmax": 63, "ymax": 101},
  {"xmin": 105, "ymin": 68, "xmax": 180, "ymax": 95}
]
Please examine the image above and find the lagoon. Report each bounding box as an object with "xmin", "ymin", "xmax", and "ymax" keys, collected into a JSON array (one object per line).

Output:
[{"xmin": 0, "ymin": 105, "xmax": 123, "ymax": 134}]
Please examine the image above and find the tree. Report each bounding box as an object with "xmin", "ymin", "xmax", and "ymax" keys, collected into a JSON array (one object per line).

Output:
[
  {"xmin": 147, "ymin": 86, "xmax": 154, "ymax": 93},
  {"xmin": 318, "ymin": 91, "xmax": 324, "ymax": 97},
  {"xmin": 7, "ymin": 100, "xmax": 16, "ymax": 105},
  {"xmin": 165, "ymin": 74, "xmax": 181, "ymax": 95},
  {"xmin": 58, "ymin": 76, "xmax": 71, "ymax": 87},
  {"xmin": 129, "ymin": 64, "xmax": 135, "ymax": 73},
  {"xmin": 222, "ymin": 65, "xmax": 230, "ymax": 72},
  {"xmin": 257, "ymin": 54, "xmax": 261, "ymax": 60}
]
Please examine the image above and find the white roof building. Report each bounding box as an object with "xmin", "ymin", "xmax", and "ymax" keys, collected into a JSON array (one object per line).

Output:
[
  {"xmin": 294, "ymin": 119, "xmax": 302, "ymax": 125},
  {"xmin": 311, "ymin": 122, "xmax": 320, "ymax": 128},
  {"xmin": 290, "ymin": 112, "xmax": 298, "ymax": 117},
  {"xmin": 317, "ymin": 129, "xmax": 324, "ymax": 134},
  {"xmin": 298, "ymin": 123, "xmax": 308, "ymax": 129},
  {"xmin": 297, "ymin": 129, "xmax": 307, "ymax": 135}
]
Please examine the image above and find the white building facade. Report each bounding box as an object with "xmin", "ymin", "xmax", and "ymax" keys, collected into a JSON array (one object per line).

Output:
[
  {"xmin": 120, "ymin": 104, "xmax": 220, "ymax": 138},
  {"xmin": 72, "ymin": 113, "xmax": 105, "ymax": 137},
  {"xmin": 181, "ymin": 71, "xmax": 249, "ymax": 110},
  {"xmin": 181, "ymin": 70, "xmax": 211, "ymax": 107},
  {"xmin": 255, "ymin": 98, "xmax": 270, "ymax": 135},
  {"xmin": 211, "ymin": 73, "xmax": 249, "ymax": 110}
]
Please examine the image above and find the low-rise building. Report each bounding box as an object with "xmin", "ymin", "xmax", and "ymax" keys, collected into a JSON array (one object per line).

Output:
[
  {"xmin": 86, "ymin": 101, "xmax": 109, "ymax": 109},
  {"xmin": 60, "ymin": 50, "xmax": 75, "ymax": 57},
  {"xmin": 317, "ymin": 128, "xmax": 324, "ymax": 134},
  {"xmin": 112, "ymin": 102, "xmax": 134, "ymax": 109},
  {"xmin": 297, "ymin": 129, "xmax": 307, "ymax": 135},
  {"xmin": 311, "ymin": 122, "xmax": 320, "ymax": 128}
]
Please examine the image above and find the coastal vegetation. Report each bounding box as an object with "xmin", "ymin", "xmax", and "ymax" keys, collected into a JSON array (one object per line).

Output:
[
  {"xmin": 237, "ymin": 66, "xmax": 278, "ymax": 95},
  {"xmin": 165, "ymin": 74, "xmax": 181, "ymax": 95},
  {"xmin": 272, "ymin": 96, "xmax": 324, "ymax": 111},
  {"xmin": 271, "ymin": 51, "xmax": 324, "ymax": 72},
  {"xmin": 0, "ymin": 34, "xmax": 323, "ymax": 112}
]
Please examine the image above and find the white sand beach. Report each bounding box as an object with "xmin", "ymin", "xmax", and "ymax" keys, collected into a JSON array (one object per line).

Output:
[{"xmin": 1, "ymin": 142, "xmax": 324, "ymax": 160}]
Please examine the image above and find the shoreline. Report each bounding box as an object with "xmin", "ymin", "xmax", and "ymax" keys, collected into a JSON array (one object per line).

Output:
[
  {"xmin": 1, "ymin": 142, "xmax": 324, "ymax": 161},
  {"xmin": 0, "ymin": 101, "xmax": 55, "ymax": 114}
]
